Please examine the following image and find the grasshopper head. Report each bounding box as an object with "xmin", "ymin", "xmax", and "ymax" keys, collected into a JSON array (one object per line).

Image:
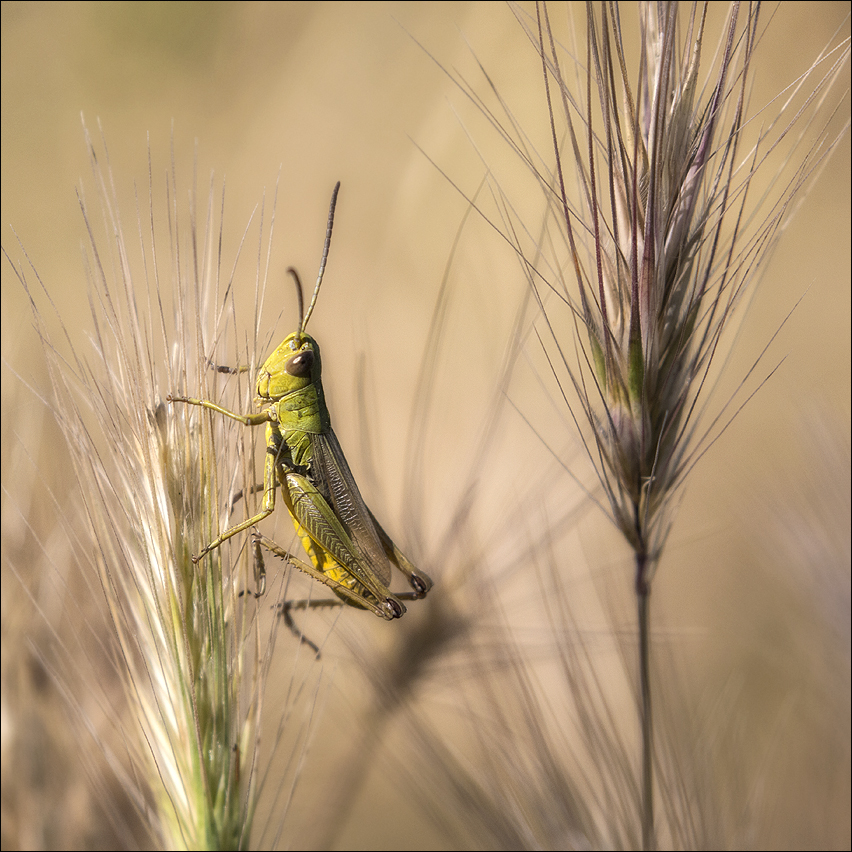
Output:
[{"xmin": 256, "ymin": 331, "xmax": 322, "ymax": 403}]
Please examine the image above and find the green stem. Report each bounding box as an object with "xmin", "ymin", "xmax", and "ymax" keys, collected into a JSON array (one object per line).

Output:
[{"xmin": 636, "ymin": 551, "xmax": 654, "ymax": 851}]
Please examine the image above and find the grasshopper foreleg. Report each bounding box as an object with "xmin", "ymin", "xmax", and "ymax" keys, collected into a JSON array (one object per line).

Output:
[{"xmin": 167, "ymin": 394, "xmax": 278, "ymax": 561}]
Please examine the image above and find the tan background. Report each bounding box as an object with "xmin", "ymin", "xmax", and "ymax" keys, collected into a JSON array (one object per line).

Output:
[{"xmin": 2, "ymin": 2, "xmax": 849, "ymax": 849}]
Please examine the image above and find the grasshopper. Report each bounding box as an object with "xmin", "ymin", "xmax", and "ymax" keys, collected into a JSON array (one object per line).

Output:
[{"xmin": 168, "ymin": 182, "xmax": 431, "ymax": 620}]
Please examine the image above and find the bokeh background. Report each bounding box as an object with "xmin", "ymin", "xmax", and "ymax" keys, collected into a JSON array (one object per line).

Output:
[{"xmin": 2, "ymin": 2, "xmax": 849, "ymax": 849}]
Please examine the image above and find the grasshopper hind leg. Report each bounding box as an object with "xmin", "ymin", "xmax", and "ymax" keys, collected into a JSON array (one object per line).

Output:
[
  {"xmin": 252, "ymin": 531, "xmax": 404, "ymax": 653},
  {"xmin": 251, "ymin": 532, "xmax": 429, "ymax": 654},
  {"xmin": 252, "ymin": 532, "xmax": 403, "ymax": 620}
]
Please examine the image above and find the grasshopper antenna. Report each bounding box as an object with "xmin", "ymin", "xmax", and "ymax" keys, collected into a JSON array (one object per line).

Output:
[
  {"xmin": 300, "ymin": 180, "xmax": 341, "ymax": 335},
  {"xmin": 288, "ymin": 267, "xmax": 304, "ymax": 328}
]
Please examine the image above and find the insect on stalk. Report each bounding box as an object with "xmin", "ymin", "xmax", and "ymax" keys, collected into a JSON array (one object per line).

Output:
[{"xmin": 168, "ymin": 182, "xmax": 432, "ymax": 621}]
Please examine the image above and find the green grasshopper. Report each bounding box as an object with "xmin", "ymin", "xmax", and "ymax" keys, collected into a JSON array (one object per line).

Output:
[{"xmin": 168, "ymin": 182, "xmax": 431, "ymax": 620}]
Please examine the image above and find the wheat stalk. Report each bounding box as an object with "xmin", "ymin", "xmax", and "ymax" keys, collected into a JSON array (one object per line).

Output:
[
  {"xmin": 5, "ymin": 125, "xmax": 285, "ymax": 849},
  {"xmin": 528, "ymin": 5, "xmax": 848, "ymax": 842},
  {"xmin": 401, "ymin": 2, "xmax": 849, "ymax": 848}
]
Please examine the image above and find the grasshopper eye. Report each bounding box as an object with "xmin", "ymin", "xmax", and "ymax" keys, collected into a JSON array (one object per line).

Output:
[{"xmin": 285, "ymin": 348, "xmax": 314, "ymax": 378}]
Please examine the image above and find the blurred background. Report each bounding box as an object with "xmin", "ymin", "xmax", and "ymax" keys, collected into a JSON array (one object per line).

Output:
[{"xmin": 2, "ymin": 2, "xmax": 849, "ymax": 849}]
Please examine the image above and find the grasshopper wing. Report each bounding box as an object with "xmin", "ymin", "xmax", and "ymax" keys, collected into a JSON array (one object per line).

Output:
[
  {"xmin": 310, "ymin": 428, "xmax": 431, "ymax": 597},
  {"xmin": 310, "ymin": 428, "xmax": 394, "ymax": 585}
]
